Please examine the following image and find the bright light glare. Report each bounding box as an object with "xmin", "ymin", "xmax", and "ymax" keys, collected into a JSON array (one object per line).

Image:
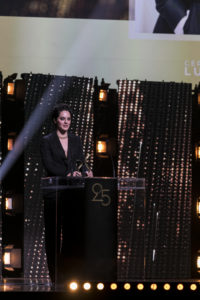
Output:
[
  {"xmin": 97, "ymin": 283, "xmax": 104, "ymax": 290},
  {"xmin": 110, "ymin": 283, "xmax": 117, "ymax": 290},
  {"xmin": 83, "ymin": 282, "xmax": 91, "ymax": 290},
  {"xmin": 69, "ymin": 281, "xmax": 78, "ymax": 291},
  {"xmin": 3, "ymin": 252, "xmax": 11, "ymax": 265}
]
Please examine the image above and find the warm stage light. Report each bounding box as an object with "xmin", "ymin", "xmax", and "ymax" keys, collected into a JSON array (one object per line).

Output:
[
  {"xmin": 124, "ymin": 283, "xmax": 131, "ymax": 290},
  {"xmin": 97, "ymin": 283, "xmax": 104, "ymax": 290},
  {"xmin": 7, "ymin": 82, "xmax": 15, "ymax": 95},
  {"xmin": 96, "ymin": 140, "xmax": 107, "ymax": 154},
  {"xmin": 110, "ymin": 283, "xmax": 117, "ymax": 290},
  {"xmin": 99, "ymin": 89, "xmax": 107, "ymax": 102},
  {"xmin": 3, "ymin": 252, "xmax": 11, "ymax": 265},
  {"xmin": 163, "ymin": 283, "xmax": 171, "ymax": 290},
  {"xmin": 3, "ymin": 245, "xmax": 22, "ymax": 271},
  {"xmin": 5, "ymin": 197, "xmax": 13, "ymax": 210},
  {"xmin": 150, "ymin": 283, "xmax": 157, "ymax": 290},
  {"xmin": 197, "ymin": 256, "xmax": 200, "ymax": 268},
  {"xmin": 195, "ymin": 143, "xmax": 200, "ymax": 160},
  {"xmin": 196, "ymin": 251, "xmax": 200, "ymax": 272},
  {"xmin": 196, "ymin": 197, "xmax": 200, "ymax": 218},
  {"xmin": 198, "ymin": 93, "xmax": 200, "ymax": 105},
  {"xmin": 137, "ymin": 283, "xmax": 144, "ymax": 290},
  {"xmin": 190, "ymin": 284, "xmax": 197, "ymax": 291},
  {"xmin": 83, "ymin": 282, "xmax": 91, "ymax": 291},
  {"xmin": 177, "ymin": 283, "xmax": 184, "ymax": 290},
  {"xmin": 69, "ymin": 281, "xmax": 78, "ymax": 291},
  {"xmin": 7, "ymin": 138, "xmax": 14, "ymax": 151}
]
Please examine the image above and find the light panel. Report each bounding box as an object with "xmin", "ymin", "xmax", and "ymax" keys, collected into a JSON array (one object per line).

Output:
[
  {"xmin": 117, "ymin": 79, "xmax": 192, "ymax": 279},
  {"xmin": 23, "ymin": 73, "xmax": 94, "ymax": 279}
]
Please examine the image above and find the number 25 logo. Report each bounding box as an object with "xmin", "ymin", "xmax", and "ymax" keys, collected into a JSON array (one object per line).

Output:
[{"xmin": 91, "ymin": 183, "xmax": 111, "ymax": 207}]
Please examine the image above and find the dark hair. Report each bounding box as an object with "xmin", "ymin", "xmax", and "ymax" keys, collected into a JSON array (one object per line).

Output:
[{"xmin": 52, "ymin": 103, "xmax": 72, "ymax": 121}]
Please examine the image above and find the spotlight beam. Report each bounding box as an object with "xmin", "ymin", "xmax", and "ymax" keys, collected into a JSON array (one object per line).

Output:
[
  {"xmin": 0, "ymin": 77, "xmax": 66, "ymax": 182},
  {"xmin": 0, "ymin": 2, "xmax": 109, "ymax": 182}
]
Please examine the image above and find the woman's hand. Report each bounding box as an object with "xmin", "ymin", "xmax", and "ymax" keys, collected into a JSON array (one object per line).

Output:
[
  {"xmin": 67, "ymin": 171, "xmax": 82, "ymax": 177},
  {"xmin": 85, "ymin": 170, "xmax": 93, "ymax": 177},
  {"xmin": 72, "ymin": 171, "xmax": 82, "ymax": 177},
  {"xmin": 67, "ymin": 170, "xmax": 93, "ymax": 177}
]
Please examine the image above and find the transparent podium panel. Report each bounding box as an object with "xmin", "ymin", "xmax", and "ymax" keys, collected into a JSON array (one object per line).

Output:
[
  {"xmin": 117, "ymin": 177, "xmax": 146, "ymax": 280},
  {"xmin": 41, "ymin": 176, "xmax": 118, "ymax": 284}
]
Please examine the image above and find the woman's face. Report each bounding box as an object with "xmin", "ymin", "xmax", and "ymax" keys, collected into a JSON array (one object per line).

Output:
[{"xmin": 54, "ymin": 110, "xmax": 71, "ymax": 133}]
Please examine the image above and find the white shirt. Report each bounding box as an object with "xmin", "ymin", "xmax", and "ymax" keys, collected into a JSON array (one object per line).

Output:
[{"xmin": 174, "ymin": 10, "xmax": 190, "ymax": 34}]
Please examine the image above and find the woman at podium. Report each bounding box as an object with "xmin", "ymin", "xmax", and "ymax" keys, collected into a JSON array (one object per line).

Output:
[
  {"xmin": 40, "ymin": 103, "xmax": 93, "ymax": 177},
  {"xmin": 40, "ymin": 103, "xmax": 92, "ymax": 286}
]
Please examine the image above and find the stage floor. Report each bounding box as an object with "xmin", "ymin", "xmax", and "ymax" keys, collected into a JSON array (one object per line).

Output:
[
  {"xmin": 0, "ymin": 278, "xmax": 53, "ymax": 292},
  {"xmin": 0, "ymin": 277, "xmax": 200, "ymax": 295}
]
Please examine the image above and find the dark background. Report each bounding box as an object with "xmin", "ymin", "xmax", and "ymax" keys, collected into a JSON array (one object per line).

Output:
[{"xmin": 0, "ymin": 0, "xmax": 128, "ymax": 19}]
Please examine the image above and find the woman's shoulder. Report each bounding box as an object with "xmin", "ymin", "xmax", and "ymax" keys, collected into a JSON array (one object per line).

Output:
[
  {"xmin": 68, "ymin": 132, "xmax": 82, "ymax": 144},
  {"xmin": 42, "ymin": 131, "xmax": 57, "ymax": 141},
  {"xmin": 68, "ymin": 132, "xmax": 80, "ymax": 139}
]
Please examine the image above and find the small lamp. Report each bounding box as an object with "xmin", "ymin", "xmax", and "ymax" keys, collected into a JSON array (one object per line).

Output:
[
  {"xmin": 98, "ymin": 78, "xmax": 110, "ymax": 102},
  {"xmin": 198, "ymin": 92, "xmax": 200, "ymax": 105},
  {"xmin": 4, "ymin": 193, "xmax": 23, "ymax": 214},
  {"xmin": 5, "ymin": 197, "xmax": 13, "ymax": 210},
  {"xmin": 96, "ymin": 140, "xmax": 107, "ymax": 154},
  {"xmin": 7, "ymin": 82, "xmax": 15, "ymax": 95},
  {"xmin": 99, "ymin": 89, "xmax": 107, "ymax": 102},
  {"xmin": 7, "ymin": 132, "xmax": 16, "ymax": 151},
  {"xmin": 196, "ymin": 197, "xmax": 200, "ymax": 219},
  {"xmin": 3, "ymin": 73, "xmax": 17, "ymax": 97},
  {"xmin": 7, "ymin": 138, "xmax": 14, "ymax": 151},
  {"xmin": 195, "ymin": 143, "xmax": 200, "ymax": 160},
  {"xmin": 3, "ymin": 245, "xmax": 21, "ymax": 271},
  {"xmin": 197, "ymin": 250, "xmax": 200, "ymax": 273}
]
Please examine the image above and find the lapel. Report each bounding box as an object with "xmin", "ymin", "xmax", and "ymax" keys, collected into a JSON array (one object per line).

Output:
[
  {"xmin": 50, "ymin": 130, "xmax": 74, "ymax": 162},
  {"xmin": 50, "ymin": 130, "xmax": 66, "ymax": 159},
  {"xmin": 67, "ymin": 132, "xmax": 73, "ymax": 161}
]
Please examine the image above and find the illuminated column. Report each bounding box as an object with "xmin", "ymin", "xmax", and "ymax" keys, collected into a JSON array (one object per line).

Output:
[
  {"xmin": 1, "ymin": 73, "xmax": 25, "ymax": 279},
  {"xmin": 93, "ymin": 78, "xmax": 118, "ymax": 177}
]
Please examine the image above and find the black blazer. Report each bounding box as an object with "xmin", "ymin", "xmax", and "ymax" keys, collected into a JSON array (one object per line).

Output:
[
  {"xmin": 40, "ymin": 131, "xmax": 85, "ymax": 177},
  {"xmin": 153, "ymin": 0, "xmax": 200, "ymax": 34}
]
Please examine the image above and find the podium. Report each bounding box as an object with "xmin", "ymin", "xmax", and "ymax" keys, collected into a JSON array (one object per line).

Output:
[
  {"xmin": 41, "ymin": 176, "xmax": 146, "ymax": 284},
  {"xmin": 41, "ymin": 176, "xmax": 118, "ymax": 284}
]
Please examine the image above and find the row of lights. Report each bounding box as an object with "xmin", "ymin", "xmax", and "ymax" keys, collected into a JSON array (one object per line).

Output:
[
  {"xmin": 67, "ymin": 281, "xmax": 200, "ymax": 292},
  {"xmin": 6, "ymin": 79, "xmax": 109, "ymax": 99},
  {"xmin": 2, "ymin": 77, "xmax": 23, "ymax": 275},
  {"xmin": 7, "ymin": 134, "xmax": 109, "ymax": 156}
]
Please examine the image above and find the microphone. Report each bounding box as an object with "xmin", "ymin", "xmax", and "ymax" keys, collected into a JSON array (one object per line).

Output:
[
  {"xmin": 84, "ymin": 153, "xmax": 91, "ymax": 171},
  {"xmin": 76, "ymin": 153, "xmax": 91, "ymax": 176},
  {"xmin": 76, "ymin": 160, "xmax": 83, "ymax": 172}
]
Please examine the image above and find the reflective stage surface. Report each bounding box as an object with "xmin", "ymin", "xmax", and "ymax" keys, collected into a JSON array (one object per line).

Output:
[
  {"xmin": 0, "ymin": 277, "xmax": 200, "ymax": 299},
  {"xmin": 0, "ymin": 278, "xmax": 53, "ymax": 292}
]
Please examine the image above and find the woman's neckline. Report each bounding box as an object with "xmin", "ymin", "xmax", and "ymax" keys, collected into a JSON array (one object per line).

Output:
[{"xmin": 57, "ymin": 131, "xmax": 68, "ymax": 139}]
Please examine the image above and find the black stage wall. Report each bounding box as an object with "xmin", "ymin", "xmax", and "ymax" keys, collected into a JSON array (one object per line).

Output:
[
  {"xmin": 117, "ymin": 80, "xmax": 192, "ymax": 279},
  {"xmin": 0, "ymin": 73, "xmax": 194, "ymax": 281}
]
